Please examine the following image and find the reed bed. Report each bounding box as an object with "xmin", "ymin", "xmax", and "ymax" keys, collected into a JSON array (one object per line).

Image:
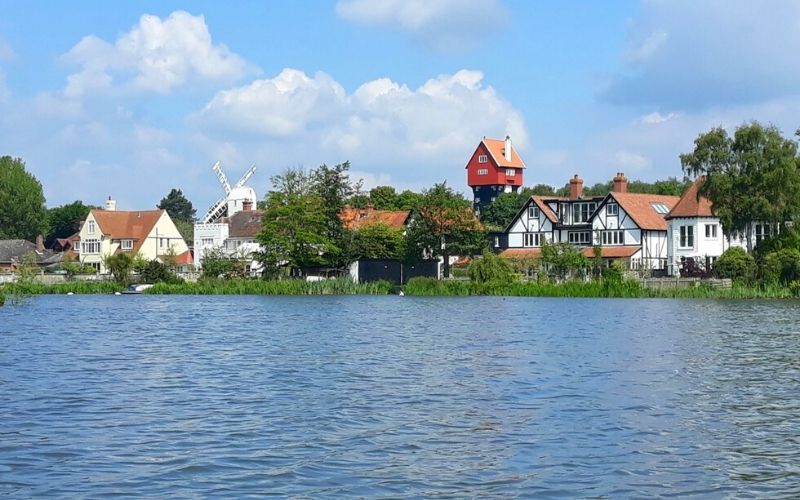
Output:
[
  {"xmin": 145, "ymin": 278, "xmax": 393, "ymax": 295},
  {"xmin": 0, "ymin": 281, "xmax": 126, "ymax": 295}
]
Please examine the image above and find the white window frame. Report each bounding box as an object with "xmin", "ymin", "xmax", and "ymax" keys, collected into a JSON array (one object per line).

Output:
[
  {"xmin": 88, "ymin": 220, "xmax": 95, "ymax": 234},
  {"xmin": 120, "ymin": 239, "xmax": 133, "ymax": 250},
  {"xmin": 601, "ymin": 230, "xmax": 624, "ymax": 245},
  {"xmin": 523, "ymin": 233, "xmax": 543, "ymax": 247},
  {"xmin": 478, "ymin": 155, "xmax": 488, "ymax": 164},
  {"xmin": 568, "ymin": 231, "xmax": 591, "ymax": 245},
  {"xmin": 83, "ymin": 239, "xmax": 100, "ymax": 254},
  {"xmin": 705, "ymin": 224, "xmax": 717, "ymax": 238},
  {"xmin": 506, "ymin": 169, "xmax": 516, "ymax": 176},
  {"xmin": 477, "ymin": 168, "xmax": 489, "ymax": 175},
  {"xmin": 606, "ymin": 203, "xmax": 618, "ymax": 216},
  {"xmin": 528, "ymin": 206, "xmax": 540, "ymax": 219},
  {"xmin": 679, "ymin": 225, "xmax": 694, "ymax": 248}
]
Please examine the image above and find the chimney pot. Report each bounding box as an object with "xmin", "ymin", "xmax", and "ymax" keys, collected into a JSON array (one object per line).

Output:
[
  {"xmin": 569, "ymin": 174, "xmax": 584, "ymax": 199},
  {"xmin": 612, "ymin": 172, "xmax": 629, "ymax": 193}
]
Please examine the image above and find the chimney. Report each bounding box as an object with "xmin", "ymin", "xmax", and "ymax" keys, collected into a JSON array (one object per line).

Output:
[
  {"xmin": 612, "ymin": 172, "xmax": 628, "ymax": 193},
  {"xmin": 36, "ymin": 235, "xmax": 45, "ymax": 252},
  {"xmin": 243, "ymin": 199, "xmax": 253, "ymax": 212},
  {"xmin": 105, "ymin": 196, "xmax": 116, "ymax": 211},
  {"xmin": 504, "ymin": 135, "xmax": 512, "ymax": 162},
  {"xmin": 569, "ymin": 174, "xmax": 584, "ymax": 199}
]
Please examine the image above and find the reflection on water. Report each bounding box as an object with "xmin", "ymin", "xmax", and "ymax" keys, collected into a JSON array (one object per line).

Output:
[{"xmin": 1, "ymin": 296, "xmax": 799, "ymax": 497}]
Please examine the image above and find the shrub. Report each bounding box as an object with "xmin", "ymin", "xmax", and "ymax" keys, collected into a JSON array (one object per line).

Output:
[
  {"xmin": 141, "ymin": 260, "xmax": 183, "ymax": 284},
  {"xmin": 714, "ymin": 247, "xmax": 756, "ymax": 283},
  {"xmin": 761, "ymin": 248, "xmax": 800, "ymax": 284},
  {"xmin": 468, "ymin": 249, "xmax": 516, "ymax": 284}
]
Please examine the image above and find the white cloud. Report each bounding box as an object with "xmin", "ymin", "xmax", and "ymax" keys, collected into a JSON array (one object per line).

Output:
[
  {"xmin": 604, "ymin": 0, "xmax": 800, "ymax": 108},
  {"xmin": 635, "ymin": 111, "xmax": 678, "ymax": 125},
  {"xmin": 61, "ymin": 10, "xmax": 251, "ymax": 97},
  {"xmin": 194, "ymin": 68, "xmax": 528, "ymax": 186},
  {"xmin": 336, "ymin": 0, "xmax": 507, "ymax": 52}
]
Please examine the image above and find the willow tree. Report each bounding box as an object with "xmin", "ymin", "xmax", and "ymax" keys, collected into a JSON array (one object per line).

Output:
[{"xmin": 680, "ymin": 122, "xmax": 800, "ymax": 250}]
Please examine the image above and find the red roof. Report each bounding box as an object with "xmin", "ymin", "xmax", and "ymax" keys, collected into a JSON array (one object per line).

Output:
[
  {"xmin": 499, "ymin": 248, "xmax": 542, "ymax": 259},
  {"xmin": 530, "ymin": 196, "xmax": 564, "ymax": 224},
  {"xmin": 228, "ymin": 209, "xmax": 264, "ymax": 238},
  {"xmin": 666, "ymin": 177, "xmax": 713, "ymax": 219},
  {"xmin": 174, "ymin": 250, "xmax": 193, "ymax": 265},
  {"xmin": 608, "ymin": 192, "xmax": 679, "ymax": 231},
  {"xmin": 340, "ymin": 208, "xmax": 410, "ymax": 230},
  {"xmin": 582, "ymin": 246, "xmax": 641, "ymax": 258},
  {"xmin": 90, "ymin": 209, "xmax": 164, "ymax": 254},
  {"xmin": 482, "ymin": 138, "xmax": 526, "ymax": 169}
]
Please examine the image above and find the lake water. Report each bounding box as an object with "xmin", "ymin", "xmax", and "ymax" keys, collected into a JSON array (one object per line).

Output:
[{"xmin": 1, "ymin": 295, "xmax": 799, "ymax": 497}]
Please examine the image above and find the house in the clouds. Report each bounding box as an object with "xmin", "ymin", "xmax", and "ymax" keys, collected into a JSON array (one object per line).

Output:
[
  {"xmin": 77, "ymin": 197, "xmax": 191, "ymax": 273},
  {"xmin": 465, "ymin": 136, "xmax": 525, "ymax": 216}
]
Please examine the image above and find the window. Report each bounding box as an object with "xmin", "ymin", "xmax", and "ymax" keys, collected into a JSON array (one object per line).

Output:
[
  {"xmin": 160, "ymin": 238, "xmax": 166, "ymax": 248},
  {"xmin": 493, "ymin": 236, "xmax": 499, "ymax": 248},
  {"xmin": 477, "ymin": 168, "xmax": 489, "ymax": 175},
  {"xmin": 82, "ymin": 239, "xmax": 100, "ymax": 254},
  {"xmin": 120, "ymin": 239, "xmax": 133, "ymax": 250},
  {"xmin": 705, "ymin": 224, "xmax": 717, "ymax": 238},
  {"xmin": 568, "ymin": 231, "xmax": 591, "ymax": 245},
  {"xmin": 506, "ymin": 169, "xmax": 516, "ymax": 176},
  {"xmin": 88, "ymin": 220, "xmax": 95, "ymax": 234},
  {"xmin": 478, "ymin": 155, "xmax": 488, "ymax": 163},
  {"xmin": 524, "ymin": 233, "xmax": 544, "ymax": 247},
  {"xmin": 571, "ymin": 202, "xmax": 596, "ymax": 224},
  {"xmin": 679, "ymin": 225, "xmax": 694, "ymax": 248},
  {"xmin": 755, "ymin": 223, "xmax": 777, "ymax": 244},
  {"xmin": 606, "ymin": 203, "xmax": 618, "ymax": 216},
  {"xmin": 528, "ymin": 206, "xmax": 540, "ymax": 219},
  {"xmin": 601, "ymin": 230, "xmax": 624, "ymax": 245},
  {"xmin": 201, "ymin": 238, "xmax": 214, "ymax": 246},
  {"xmin": 651, "ymin": 203, "xmax": 669, "ymax": 214}
]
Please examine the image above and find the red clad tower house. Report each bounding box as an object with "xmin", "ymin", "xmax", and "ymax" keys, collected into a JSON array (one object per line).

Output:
[{"xmin": 465, "ymin": 136, "xmax": 525, "ymax": 215}]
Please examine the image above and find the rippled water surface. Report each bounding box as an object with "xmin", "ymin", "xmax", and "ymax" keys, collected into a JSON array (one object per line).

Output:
[{"xmin": 2, "ymin": 295, "xmax": 800, "ymax": 497}]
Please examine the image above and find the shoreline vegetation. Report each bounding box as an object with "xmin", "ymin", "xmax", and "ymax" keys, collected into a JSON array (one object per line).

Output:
[{"xmin": 1, "ymin": 276, "xmax": 798, "ymax": 300}]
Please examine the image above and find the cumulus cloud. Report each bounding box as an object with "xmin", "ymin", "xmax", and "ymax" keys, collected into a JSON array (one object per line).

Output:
[
  {"xmin": 336, "ymin": 0, "xmax": 507, "ymax": 52},
  {"xmin": 194, "ymin": 68, "xmax": 527, "ymax": 185},
  {"xmin": 61, "ymin": 10, "xmax": 251, "ymax": 97},
  {"xmin": 603, "ymin": 0, "xmax": 800, "ymax": 108}
]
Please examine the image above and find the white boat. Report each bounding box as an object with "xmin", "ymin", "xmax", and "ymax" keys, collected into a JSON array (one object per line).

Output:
[{"xmin": 121, "ymin": 284, "xmax": 154, "ymax": 294}]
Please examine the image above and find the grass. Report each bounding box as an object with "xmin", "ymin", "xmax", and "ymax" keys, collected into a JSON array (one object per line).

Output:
[
  {"xmin": 145, "ymin": 278, "xmax": 394, "ymax": 295},
  {"xmin": 403, "ymin": 277, "xmax": 799, "ymax": 299},
  {"xmin": 0, "ymin": 281, "xmax": 126, "ymax": 295}
]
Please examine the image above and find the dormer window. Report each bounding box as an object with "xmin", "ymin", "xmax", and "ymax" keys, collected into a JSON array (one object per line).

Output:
[
  {"xmin": 121, "ymin": 239, "xmax": 133, "ymax": 250},
  {"xmin": 478, "ymin": 155, "xmax": 488, "ymax": 163}
]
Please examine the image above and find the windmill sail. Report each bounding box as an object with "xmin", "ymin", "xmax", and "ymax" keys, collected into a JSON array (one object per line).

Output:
[{"xmin": 201, "ymin": 197, "xmax": 228, "ymax": 224}]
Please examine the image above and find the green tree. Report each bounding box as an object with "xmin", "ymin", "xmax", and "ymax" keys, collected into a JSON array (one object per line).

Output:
[
  {"xmin": 348, "ymin": 222, "xmax": 406, "ymax": 260},
  {"xmin": 0, "ymin": 156, "xmax": 48, "ymax": 241},
  {"xmin": 173, "ymin": 218, "xmax": 194, "ymax": 246},
  {"xmin": 468, "ymin": 249, "xmax": 516, "ymax": 284},
  {"xmin": 200, "ymin": 247, "xmax": 235, "ymax": 279},
  {"xmin": 310, "ymin": 162, "xmax": 361, "ymax": 267},
  {"xmin": 157, "ymin": 188, "xmax": 196, "ymax": 223},
  {"xmin": 540, "ymin": 242, "xmax": 589, "ymax": 281},
  {"xmin": 141, "ymin": 260, "xmax": 182, "ymax": 284},
  {"xmin": 524, "ymin": 184, "xmax": 557, "ymax": 196},
  {"xmin": 396, "ymin": 190, "xmax": 423, "ymax": 210},
  {"xmin": 46, "ymin": 201, "xmax": 93, "ymax": 245},
  {"xmin": 480, "ymin": 192, "xmax": 525, "ymax": 229},
  {"xmin": 761, "ymin": 248, "xmax": 800, "ymax": 284},
  {"xmin": 369, "ymin": 186, "xmax": 399, "ymax": 210},
  {"xmin": 714, "ymin": 247, "xmax": 757, "ymax": 283},
  {"xmin": 681, "ymin": 122, "xmax": 800, "ymax": 250},
  {"xmin": 103, "ymin": 253, "xmax": 135, "ymax": 283},
  {"xmin": 405, "ymin": 182, "xmax": 485, "ymax": 277}
]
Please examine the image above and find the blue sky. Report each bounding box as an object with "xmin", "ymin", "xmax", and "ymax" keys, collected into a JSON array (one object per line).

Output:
[{"xmin": 1, "ymin": 0, "xmax": 799, "ymax": 212}]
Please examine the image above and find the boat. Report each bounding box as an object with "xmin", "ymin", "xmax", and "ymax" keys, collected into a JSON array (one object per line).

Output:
[{"xmin": 121, "ymin": 284, "xmax": 154, "ymax": 295}]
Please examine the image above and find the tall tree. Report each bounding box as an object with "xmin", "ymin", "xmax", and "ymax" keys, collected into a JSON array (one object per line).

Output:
[
  {"xmin": 0, "ymin": 156, "xmax": 48, "ymax": 241},
  {"xmin": 680, "ymin": 122, "xmax": 800, "ymax": 250},
  {"xmin": 310, "ymin": 162, "xmax": 361, "ymax": 268},
  {"xmin": 369, "ymin": 186, "xmax": 399, "ymax": 210},
  {"xmin": 157, "ymin": 188, "xmax": 196, "ymax": 223},
  {"xmin": 396, "ymin": 190, "xmax": 423, "ymax": 210},
  {"xmin": 47, "ymin": 200, "xmax": 93, "ymax": 245},
  {"xmin": 480, "ymin": 192, "xmax": 524, "ymax": 229},
  {"xmin": 406, "ymin": 182, "xmax": 485, "ymax": 277}
]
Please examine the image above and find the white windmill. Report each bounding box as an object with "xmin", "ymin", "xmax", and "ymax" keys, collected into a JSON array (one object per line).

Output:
[{"xmin": 200, "ymin": 161, "xmax": 258, "ymax": 223}]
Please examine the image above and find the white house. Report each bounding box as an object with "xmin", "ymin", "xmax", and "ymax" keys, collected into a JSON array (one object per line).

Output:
[
  {"xmin": 194, "ymin": 199, "xmax": 265, "ymax": 276},
  {"xmin": 500, "ymin": 173, "xmax": 679, "ymax": 272},
  {"xmin": 77, "ymin": 197, "xmax": 191, "ymax": 273}
]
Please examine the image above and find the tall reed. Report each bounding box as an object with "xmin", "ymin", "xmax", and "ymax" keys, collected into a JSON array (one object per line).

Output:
[{"xmin": 145, "ymin": 278, "xmax": 393, "ymax": 295}]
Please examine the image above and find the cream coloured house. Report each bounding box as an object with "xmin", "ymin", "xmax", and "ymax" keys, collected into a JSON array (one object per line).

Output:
[{"xmin": 77, "ymin": 197, "xmax": 191, "ymax": 273}]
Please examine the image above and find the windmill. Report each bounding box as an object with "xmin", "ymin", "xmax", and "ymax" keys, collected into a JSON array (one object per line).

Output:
[{"xmin": 201, "ymin": 161, "xmax": 258, "ymax": 223}]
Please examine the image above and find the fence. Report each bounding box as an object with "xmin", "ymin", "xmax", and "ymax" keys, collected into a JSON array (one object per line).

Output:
[{"xmin": 639, "ymin": 277, "xmax": 732, "ymax": 290}]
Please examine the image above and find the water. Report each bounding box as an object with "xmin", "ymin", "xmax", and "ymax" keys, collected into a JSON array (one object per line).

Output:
[{"xmin": 1, "ymin": 295, "xmax": 800, "ymax": 497}]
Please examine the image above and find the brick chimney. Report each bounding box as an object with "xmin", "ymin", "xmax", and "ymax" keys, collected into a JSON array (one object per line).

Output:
[
  {"xmin": 569, "ymin": 174, "xmax": 584, "ymax": 199},
  {"xmin": 504, "ymin": 135, "xmax": 512, "ymax": 162},
  {"xmin": 36, "ymin": 235, "xmax": 45, "ymax": 252},
  {"xmin": 612, "ymin": 172, "xmax": 628, "ymax": 193},
  {"xmin": 242, "ymin": 199, "xmax": 253, "ymax": 212}
]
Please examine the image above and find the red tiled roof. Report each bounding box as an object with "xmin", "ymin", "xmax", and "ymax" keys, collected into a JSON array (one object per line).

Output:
[
  {"xmin": 499, "ymin": 248, "xmax": 542, "ymax": 259},
  {"xmin": 482, "ymin": 138, "xmax": 526, "ymax": 169},
  {"xmin": 530, "ymin": 196, "xmax": 562, "ymax": 224},
  {"xmin": 582, "ymin": 246, "xmax": 641, "ymax": 258},
  {"xmin": 666, "ymin": 177, "xmax": 713, "ymax": 219},
  {"xmin": 91, "ymin": 209, "xmax": 164, "ymax": 254},
  {"xmin": 609, "ymin": 192, "xmax": 679, "ymax": 231},
  {"xmin": 228, "ymin": 209, "xmax": 264, "ymax": 238},
  {"xmin": 340, "ymin": 208, "xmax": 411, "ymax": 230},
  {"xmin": 174, "ymin": 250, "xmax": 193, "ymax": 265}
]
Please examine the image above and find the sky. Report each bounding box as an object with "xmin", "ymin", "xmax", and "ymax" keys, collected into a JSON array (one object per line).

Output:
[{"xmin": 2, "ymin": 0, "xmax": 800, "ymax": 212}]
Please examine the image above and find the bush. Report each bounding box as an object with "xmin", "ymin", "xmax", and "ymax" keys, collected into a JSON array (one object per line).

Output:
[
  {"xmin": 714, "ymin": 247, "xmax": 756, "ymax": 283},
  {"xmin": 141, "ymin": 260, "xmax": 183, "ymax": 284},
  {"xmin": 761, "ymin": 248, "xmax": 800, "ymax": 284},
  {"xmin": 468, "ymin": 249, "xmax": 516, "ymax": 284}
]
